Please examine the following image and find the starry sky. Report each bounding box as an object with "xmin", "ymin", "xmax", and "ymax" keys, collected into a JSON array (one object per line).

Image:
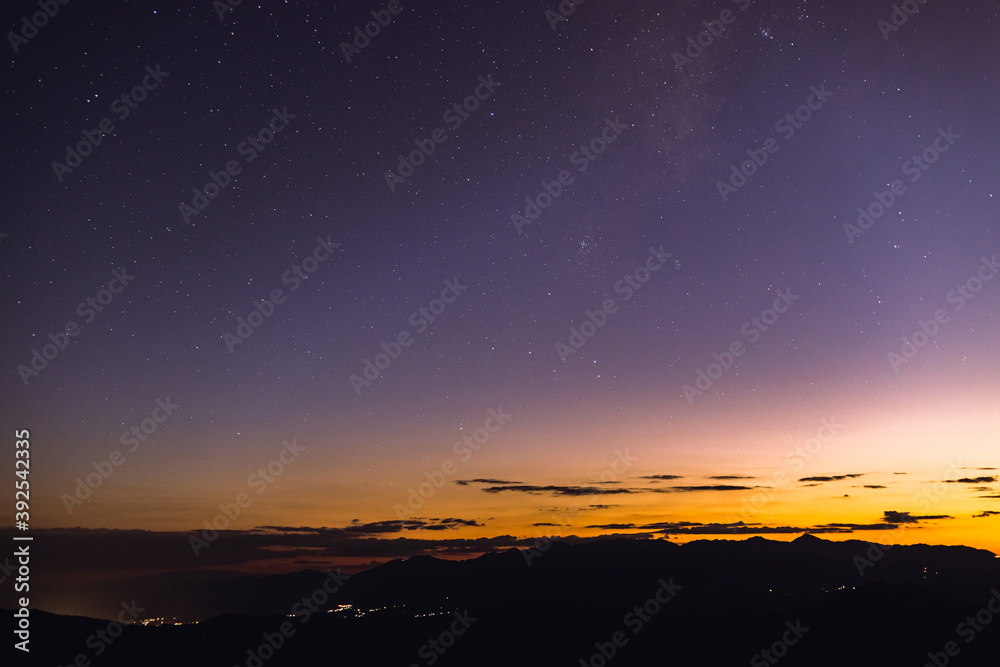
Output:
[{"xmin": 2, "ymin": 0, "xmax": 999, "ymax": 598}]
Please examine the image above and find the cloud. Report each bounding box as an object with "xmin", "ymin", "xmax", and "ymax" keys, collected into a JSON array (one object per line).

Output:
[
  {"xmin": 973, "ymin": 511, "xmax": 1000, "ymax": 518},
  {"xmin": 477, "ymin": 480, "xmax": 754, "ymax": 496},
  {"xmin": 344, "ymin": 519, "xmax": 421, "ymax": 533},
  {"xmin": 708, "ymin": 475, "xmax": 756, "ymax": 480},
  {"xmin": 481, "ymin": 484, "xmax": 636, "ymax": 496},
  {"xmin": 631, "ymin": 510, "xmax": 959, "ymax": 536},
  {"xmin": 798, "ymin": 474, "xmax": 865, "ymax": 483},
  {"xmin": 638, "ymin": 475, "xmax": 684, "ymax": 480},
  {"xmin": 586, "ymin": 523, "xmax": 637, "ymax": 530},
  {"xmin": 815, "ymin": 523, "xmax": 896, "ymax": 531},
  {"xmin": 341, "ymin": 517, "xmax": 485, "ymax": 534},
  {"xmin": 860, "ymin": 485, "xmax": 887, "ymax": 489},
  {"xmin": 881, "ymin": 511, "xmax": 952, "ymax": 524},
  {"xmin": 658, "ymin": 485, "xmax": 754, "ymax": 492},
  {"xmin": 944, "ymin": 476, "xmax": 998, "ymax": 484},
  {"xmin": 638, "ymin": 521, "xmax": 872, "ymax": 535},
  {"xmin": 640, "ymin": 521, "xmax": 809, "ymax": 535},
  {"xmin": 438, "ymin": 518, "xmax": 483, "ymax": 527},
  {"xmin": 455, "ymin": 478, "xmax": 522, "ymax": 486}
]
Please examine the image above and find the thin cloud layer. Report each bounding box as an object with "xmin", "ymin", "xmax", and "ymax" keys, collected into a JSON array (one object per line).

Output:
[
  {"xmin": 455, "ymin": 478, "xmax": 523, "ymax": 486},
  {"xmin": 881, "ymin": 511, "xmax": 952, "ymax": 524},
  {"xmin": 481, "ymin": 485, "xmax": 636, "ymax": 496},
  {"xmin": 342, "ymin": 518, "xmax": 484, "ymax": 533},
  {"xmin": 798, "ymin": 474, "xmax": 866, "ymax": 483},
  {"xmin": 657, "ymin": 485, "xmax": 755, "ymax": 492},
  {"xmin": 479, "ymin": 482, "xmax": 756, "ymax": 495}
]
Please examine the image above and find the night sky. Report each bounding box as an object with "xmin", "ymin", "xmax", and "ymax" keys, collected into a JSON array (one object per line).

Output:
[{"xmin": 2, "ymin": 0, "xmax": 999, "ymax": 612}]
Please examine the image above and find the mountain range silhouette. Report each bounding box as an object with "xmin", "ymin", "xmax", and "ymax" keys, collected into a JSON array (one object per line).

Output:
[{"xmin": 14, "ymin": 535, "xmax": 1000, "ymax": 666}]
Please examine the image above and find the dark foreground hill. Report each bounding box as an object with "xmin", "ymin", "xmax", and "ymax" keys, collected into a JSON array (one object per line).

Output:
[{"xmin": 11, "ymin": 536, "xmax": 1000, "ymax": 666}]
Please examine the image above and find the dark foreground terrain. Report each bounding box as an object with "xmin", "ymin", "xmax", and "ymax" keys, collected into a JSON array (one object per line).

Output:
[{"xmin": 12, "ymin": 536, "xmax": 1000, "ymax": 666}]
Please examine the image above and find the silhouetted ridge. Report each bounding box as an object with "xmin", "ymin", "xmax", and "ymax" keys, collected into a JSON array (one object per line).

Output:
[{"xmin": 21, "ymin": 537, "xmax": 1000, "ymax": 667}]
